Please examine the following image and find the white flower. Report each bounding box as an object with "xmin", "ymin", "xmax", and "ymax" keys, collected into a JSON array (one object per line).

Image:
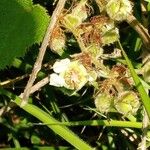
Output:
[
  {"xmin": 50, "ymin": 59, "xmax": 88, "ymax": 91},
  {"xmin": 60, "ymin": 61, "xmax": 88, "ymax": 90}
]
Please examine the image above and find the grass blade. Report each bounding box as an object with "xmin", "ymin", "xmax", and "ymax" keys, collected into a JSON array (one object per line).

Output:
[
  {"xmin": 0, "ymin": 88, "xmax": 93, "ymax": 150},
  {"xmin": 118, "ymin": 41, "xmax": 150, "ymax": 119}
]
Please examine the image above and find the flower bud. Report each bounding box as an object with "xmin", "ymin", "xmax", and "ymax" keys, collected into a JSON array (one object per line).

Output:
[
  {"xmin": 101, "ymin": 25, "xmax": 119, "ymax": 45},
  {"xmin": 114, "ymin": 91, "xmax": 140, "ymax": 115},
  {"xmin": 62, "ymin": 0, "xmax": 88, "ymax": 30},
  {"xmin": 95, "ymin": 93, "xmax": 114, "ymax": 113},
  {"xmin": 71, "ymin": 0, "xmax": 88, "ymax": 21},
  {"xmin": 106, "ymin": 0, "xmax": 132, "ymax": 21},
  {"xmin": 86, "ymin": 45, "xmax": 103, "ymax": 59},
  {"xmin": 49, "ymin": 26, "xmax": 66, "ymax": 55},
  {"xmin": 63, "ymin": 15, "xmax": 82, "ymax": 30}
]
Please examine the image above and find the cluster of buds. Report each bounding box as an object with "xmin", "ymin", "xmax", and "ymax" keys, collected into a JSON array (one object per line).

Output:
[
  {"xmin": 49, "ymin": 0, "xmax": 141, "ymax": 116},
  {"xmin": 95, "ymin": 91, "xmax": 140, "ymax": 116},
  {"xmin": 94, "ymin": 65, "xmax": 140, "ymax": 116},
  {"xmin": 96, "ymin": 0, "xmax": 132, "ymax": 21}
]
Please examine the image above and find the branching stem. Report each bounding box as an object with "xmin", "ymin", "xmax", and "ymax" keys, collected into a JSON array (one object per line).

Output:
[{"xmin": 21, "ymin": 0, "xmax": 67, "ymax": 106}]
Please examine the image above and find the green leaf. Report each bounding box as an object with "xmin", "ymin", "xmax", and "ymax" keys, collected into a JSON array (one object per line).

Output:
[{"xmin": 0, "ymin": 0, "xmax": 49, "ymax": 69}]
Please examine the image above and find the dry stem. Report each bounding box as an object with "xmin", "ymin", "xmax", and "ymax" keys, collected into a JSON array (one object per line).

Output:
[
  {"xmin": 0, "ymin": 74, "xmax": 29, "ymax": 87},
  {"xmin": 21, "ymin": 0, "xmax": 67, "ymax": 106},
  {"xmin": 30, "ymin": 77, "xmax": 49, "ymax": 94}
]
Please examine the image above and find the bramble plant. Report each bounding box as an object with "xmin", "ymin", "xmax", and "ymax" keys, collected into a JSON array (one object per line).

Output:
[
  {"xmin": 0, "ymin": 0, "xmax": 150, "ymax": 149},
  {"xmin": 49, "ymin": 0, "xmax": 140, "ymax": 117}
]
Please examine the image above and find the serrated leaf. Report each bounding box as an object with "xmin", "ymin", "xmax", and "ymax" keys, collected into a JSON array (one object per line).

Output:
[{"xmin": 0, "ymin": 0, "xmax": 50, "ymax": 69}]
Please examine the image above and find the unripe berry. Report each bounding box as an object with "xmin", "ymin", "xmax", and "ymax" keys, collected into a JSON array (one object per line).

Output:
[
  {"xmin": 114, "ymin": 91, "xmax": 140, "ymax": 115},
  {"xmin": 95, "ymin": 93, "xmax": 114, "ymax": 113},
  {"xmin": 106, "ymin": 0, "xmax": 132, "ymax": 21},
  {"xmin": 49, "ymin": 26, "xmax": 66, "ymax": 55},
  {"xmin": 62, "ymin": 0, "xmax": 88, "ymax": 30}
]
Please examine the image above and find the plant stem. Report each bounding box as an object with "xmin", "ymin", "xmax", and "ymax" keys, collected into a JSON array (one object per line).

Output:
[
  {"xmin": 22, "ymin": 0, "xmax": 67, "ymax": 106},
  {"xmin": 72, "ymin": 29, "xmax": 86, "ymax": 51},
  {"xmin": 30, "ymin": 120, "xmax": 143, "ymax": 129}
]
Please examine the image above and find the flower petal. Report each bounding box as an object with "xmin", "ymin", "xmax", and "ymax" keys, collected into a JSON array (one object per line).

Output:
[
  {"xmin": 53, "ymin": 58, "xmax": 71, "ymax": 73},
  {"xmin": 49, "ymin": 73, "xmax": 65, "ymax": 87}
]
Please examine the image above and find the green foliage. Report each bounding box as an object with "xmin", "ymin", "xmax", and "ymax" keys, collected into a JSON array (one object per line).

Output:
[{"xmin": 0, "ymin": 0, "xmax": 49, "ymax": 69}]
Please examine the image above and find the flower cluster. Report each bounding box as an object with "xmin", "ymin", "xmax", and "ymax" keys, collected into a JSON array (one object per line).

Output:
[
  {"xmin": 94, "ymin": 65, "xmax": 140, "ymax": 116},
  {"xmin": 49, "ymin": 0, "xmax": 140, "ymax": 116}
]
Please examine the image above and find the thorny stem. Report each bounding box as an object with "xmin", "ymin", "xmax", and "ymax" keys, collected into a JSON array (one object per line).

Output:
[{"xmin": 21, "ymin": 0, "xmax": 67, "ymax": 106}]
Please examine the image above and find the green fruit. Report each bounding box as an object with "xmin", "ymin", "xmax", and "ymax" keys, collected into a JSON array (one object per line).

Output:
[
  {"xmin": 114, "ymin": 91, "xmax": 140, "ymax": 115},
  {"xmin": 95, "ymin": 93, "xmax": 114, "ymax": 113}
]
